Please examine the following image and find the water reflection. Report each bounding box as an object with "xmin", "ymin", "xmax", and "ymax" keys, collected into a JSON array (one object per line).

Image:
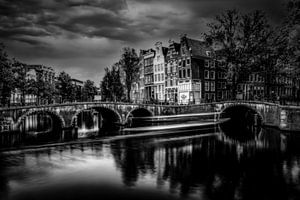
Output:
[{"xmin": 1, "ymin": 127, "xmax": 300, "ymax": 200}]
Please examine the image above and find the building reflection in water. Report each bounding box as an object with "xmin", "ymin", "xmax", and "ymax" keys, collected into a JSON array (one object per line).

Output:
[
  {"xmin": 1, "ymin": 127, "xmax": 300, "ymax": 199},
  {"xmin": 110, "ymin": 127, "xmax": 300, "ymax": 200}
]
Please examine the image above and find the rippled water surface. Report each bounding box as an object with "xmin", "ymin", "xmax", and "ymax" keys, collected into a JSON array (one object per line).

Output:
[{"xmin": 1, "ymin": 126, "xmax": 300, "ymax": 200}]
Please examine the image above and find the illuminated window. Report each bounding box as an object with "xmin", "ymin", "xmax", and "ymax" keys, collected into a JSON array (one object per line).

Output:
[{"xmin": 205, "ymin": 81, "xmax": 210, "ymax": 91}]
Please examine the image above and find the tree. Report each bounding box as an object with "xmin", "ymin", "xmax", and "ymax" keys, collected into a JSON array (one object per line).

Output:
[
  {"xmin": 205, "ymin": 10, "xmax": 271, "ymax": 99},
  {"xmin": 0, "ymin": 43, "xmax": 14, "ymax": 106},
  {"xmin": 56, "ymin": 71, "xmax": 75, "ymax": 103},
  {"xmin": 101, "ymin": 68, "xmax": 111, "ymax": 101},
  {"xmin": 12, "ymin": 61, "xmax": 35, "ymax": 105},
  {"xmin": 256, "ymin": 30, "xmax": 283, "ymax": 99},
  {"xmin": 100, "ymin": 64, "xmax": 124, "ymax": 102},
  {"xmin": 82, "ymin": 80, "xmax": 97, "ymax": 101},
  {"xmin": 75, "ymin": 86, "xmax": 83, "ymax": 102},
  {"xmin": 35, "ymin": 73, "xmax": 56, "ymax": 105},
  {"xmin": 282, "ymin": 0, "xmax": 300, "ymax": 74},
  {"xmin": 119, "ymin": 47, "xmax": 139, "ymax": 102}
]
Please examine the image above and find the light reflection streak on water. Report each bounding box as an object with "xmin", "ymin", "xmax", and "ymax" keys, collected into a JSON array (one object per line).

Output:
[
  {"xmin": 152, "ymin": 133, "xmax": 219, "ymax": 144},
  {"xmin": 134, "ymin": 112, "xmax": 220, "ymax": 119},
  {"xmin": 2, "ymin": 125, "xmax": 300, "ymax": 200},
  {"xmin": 124, "ymin": 122, "xmax": 218, "ymax": 132}
]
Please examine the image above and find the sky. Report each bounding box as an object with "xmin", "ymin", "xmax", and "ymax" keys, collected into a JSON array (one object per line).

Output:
[{"xmin": 0, "ymin": 0, "xmax": 287, "ymax": 85}]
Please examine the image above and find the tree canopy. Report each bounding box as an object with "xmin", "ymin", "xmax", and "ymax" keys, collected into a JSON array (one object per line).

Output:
[
  {"xmin": 206, "ymin": 9, "xmax": 272, "ymax": 98},
  {"xmin": 56, "ymin": 71, "xmax": 75, "ymax": 103},
  {"xmin": 119, "ymin": 47, "xmax": 139, "ymax": 102},
  {"xmin": 82, "ymin": 80, "xmax": 97, "ymax": 101},
  {"xmin": 100, "ymin": 64, "xmax": 124, "ymax": 102},
  {"xmin": 0, "ymin": 43, "xmax": 14, "ymax": 106}
]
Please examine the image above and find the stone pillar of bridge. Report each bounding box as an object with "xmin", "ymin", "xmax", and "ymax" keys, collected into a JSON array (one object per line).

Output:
[
  {"xmin": 92, "ymin": 110, "xmax": 99, "ymax": 132},
  {"xmin": 61, "ymin": 115, "xmax": 78, "ymax": 141}
]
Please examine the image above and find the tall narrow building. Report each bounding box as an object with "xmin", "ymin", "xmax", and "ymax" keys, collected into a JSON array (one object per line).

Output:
[
  {"xmin": 140, "ymin": 49, "xmax": 155, "ymax": 102},
  {"xmin": 165, "ymin": 40, "xmax": 180, "ymax": 103},
  {"xmin": 153, "ymin": 42, "xmax": 168, "ymax": 102}
]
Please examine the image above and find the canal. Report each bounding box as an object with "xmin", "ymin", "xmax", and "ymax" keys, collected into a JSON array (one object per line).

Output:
[{"xmin": 0, "ymin": 115, "xmax": 300, "ymax": 200}]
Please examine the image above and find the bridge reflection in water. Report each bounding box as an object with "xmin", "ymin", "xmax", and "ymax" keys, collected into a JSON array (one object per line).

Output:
[{"xmin": 0, "ymin": 125, "xmax": 299, "ymax": 200}]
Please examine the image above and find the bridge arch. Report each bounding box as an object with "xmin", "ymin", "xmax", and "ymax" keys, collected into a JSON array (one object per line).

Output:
[
  {"xmin": 219, "ymin": 103, "xmax": 264, "ymax": 141},
  {"xmin": 125, "ymin": 107, "xmax": 153, "ymax": 121},
  {"xmin": 15, "ymin": 110, "xmax": 65, "ymax": 129},
  {"xmin": 71, "ymin": 106, "xmax": 122, "ymax": 127},
  {"xmin": 220, "ymin": 103, "xmax": 264, "ymax": 125}
]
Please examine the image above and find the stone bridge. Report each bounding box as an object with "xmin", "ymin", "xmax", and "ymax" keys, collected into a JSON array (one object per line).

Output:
[{"xmin": 0, "ymin": 101, "xmax": 300, "ymax": 132}]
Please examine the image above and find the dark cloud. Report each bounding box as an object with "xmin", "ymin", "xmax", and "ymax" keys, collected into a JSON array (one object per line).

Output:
[
  {"xmin": 0, "ymin": 27, "xmax": 51, "ymax": 38},
  {"xmin": 0, "ymin": 0, "xmax": 289, "ymax": 83},
  {"xmin": 10, "ymin": 36, "xmax": 48, "ymax": 46}
]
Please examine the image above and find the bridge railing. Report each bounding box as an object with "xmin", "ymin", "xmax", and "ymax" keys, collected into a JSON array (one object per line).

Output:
[{"xmin": 1, "ymin": 100, "xmax": 300, "ymax": 111}]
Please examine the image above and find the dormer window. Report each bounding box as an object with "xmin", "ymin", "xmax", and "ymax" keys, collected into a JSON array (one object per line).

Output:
[{"xmin": 206, "ymin": 51, "xmax": 211, "ymax": 57}]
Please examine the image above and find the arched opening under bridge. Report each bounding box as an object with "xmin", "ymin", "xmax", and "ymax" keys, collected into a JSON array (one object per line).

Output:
[
  {"xmin": 126, "ymin": 108, "xmax": 153, "ymax": 127},
  {"xmin": 219, "ymin": 105, "xmax": 263, "ymax": 142},
  {"xmin": 17, "ymin": 110, "xmax": 64, "ymax": 144},
  {"xmin": 74, "ymin": 107, "xmax": 122, "ymax": 137}
]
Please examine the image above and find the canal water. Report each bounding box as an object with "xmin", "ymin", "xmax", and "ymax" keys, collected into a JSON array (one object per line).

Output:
[{"xmin": 1, "ymin": 117, "xmax": 300, "ymax": 200}]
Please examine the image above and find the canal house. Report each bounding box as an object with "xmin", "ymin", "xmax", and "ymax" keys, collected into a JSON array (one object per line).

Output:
[
  {"xmin": 178, "ymin": 35, "xmax": 217, "ymax": 104},
  {"xmin": 165, "ymin": 40, "xmax": 181, "ymax": 104},
  {"xmin": 153, "ymin": 41, "xmax": 168, "ymax": 102}
]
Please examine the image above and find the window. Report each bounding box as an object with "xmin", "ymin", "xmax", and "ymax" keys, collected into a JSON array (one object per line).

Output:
[
  {"xmin": 179, "ymin": 70, "xmax": 182, "ymax": 78},
  {"xmin": 205, "ymin": 70, "xmax": 209, "ymax": 79},
  {"xmin": 210, "ymin": 71, "xmax": 215, "ymax": 80},
  {"xmin": 187, "ymin": 59, "xmax": 190, "ymax": 65},
  {"xmin": 211, "ymin": 94, "xmax": 215, "ymax": 101},
  {"xmin": 187, "ymin": 69, "xmax": 191, "ymax": 78},
  {"xmin": 205, "ymin": 60, "xmax": 209, "ymax": 68},
  {"xmin": 183, "ymin": 70, "xmax": 186, "ymax": 78},
  {"xmin": 205, "ymin": 93, "xmax": 210, "ymax": 100},
  {"xmin": 158, "ymin": 74, "xmax": 160, "ymax": 82},
  {"xmin": 211, "ymin": 61, "xmax": 215, "ymax": 68},
  {"xmin": 183, "ymin": 60, "xmax": 186, "ymax": 67},
  {"xmin": 205, "ymin": 81, "xmax": 210, "ymax": 91},
  {"xmin": 210, "ymin": 82, "xmax": 215, "ymax": 92}
]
